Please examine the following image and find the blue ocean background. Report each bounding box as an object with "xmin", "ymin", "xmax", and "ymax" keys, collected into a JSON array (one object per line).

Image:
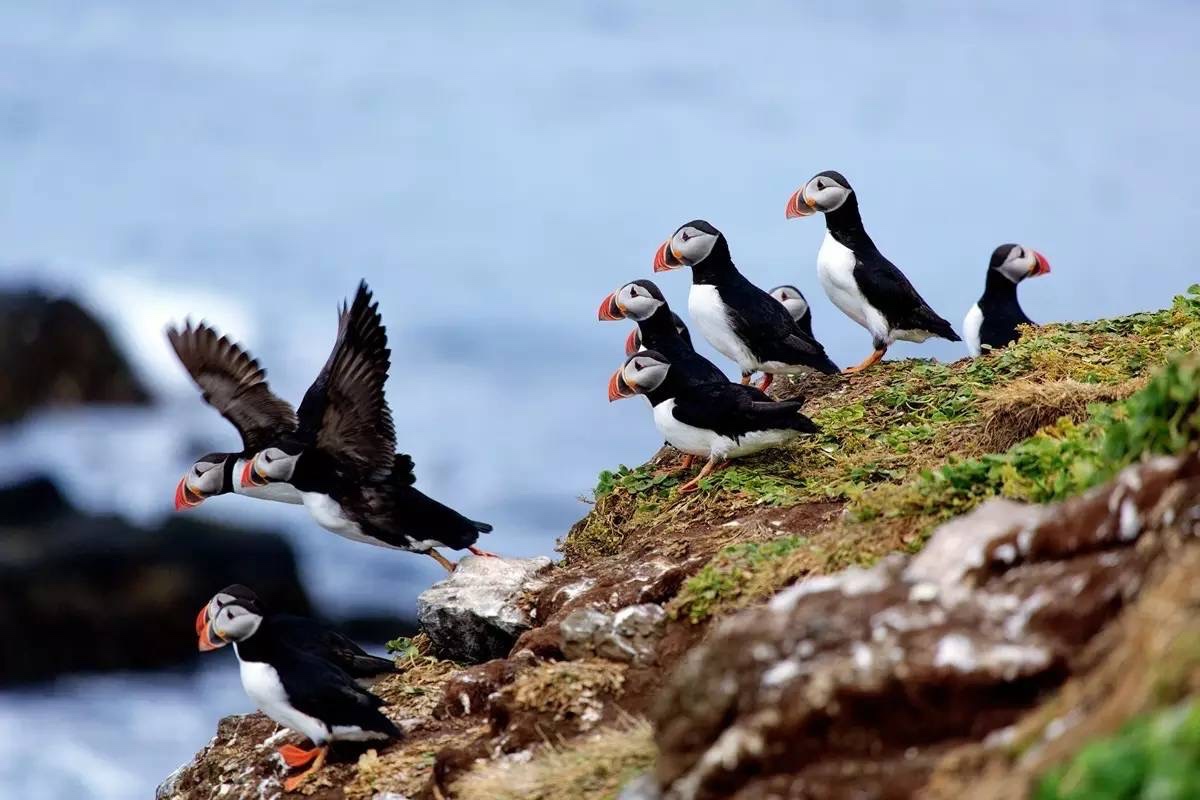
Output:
[{"xmin": 1, "ymin": 2, "xmax": 1198, "ymax": 797}]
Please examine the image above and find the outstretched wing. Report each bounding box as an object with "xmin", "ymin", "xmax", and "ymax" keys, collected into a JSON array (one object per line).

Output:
[
  {"xmin": 296, "ymin": 281, "xmax": 396, "ymax": 479},
  {"xmin": 166, "ymin": 322, "xmax": 298, "ymax": 451}
]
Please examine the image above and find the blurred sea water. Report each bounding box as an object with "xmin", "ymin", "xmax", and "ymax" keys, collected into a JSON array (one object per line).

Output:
[{"xmin": 1, "ymin": 2, "xmax": 1199, "ymax": 797}]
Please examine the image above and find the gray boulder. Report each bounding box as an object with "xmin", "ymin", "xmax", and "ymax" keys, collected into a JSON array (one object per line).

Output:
[
  {"xmin": 561, "ymin": 603, "xmax": 667, "ymax": 666},
  {"xmin": 417, "ymin": 555, "xmax": 552, "ymax": 662}
]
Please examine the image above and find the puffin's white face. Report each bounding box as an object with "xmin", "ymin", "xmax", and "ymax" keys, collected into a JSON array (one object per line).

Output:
[
  {"xmin": 787, "ymin": 173, "xmax": 852, "ymax": 217},
  {"xmin": 244, "ymin": 447, "xmax": 298, "ymax": 488},
  {"xmin": 993, "ymin": 244, "xmax": 1051, "ymax": 284},
  {"xmin": 175, "ymin": 455, "xmax": 227, "ymax": 510},
  {"xmin": 669, "ymin": 225, "xmax": 718, "ymax": 266},
  {"xmin": 607, "ymin": 351, "xmax": 671, "ymax": 401},
  {"xmin": 209, "ymin": 601, "xmax": 263, "ymax": 643},
  {"xmin": 770, "ymin": 285, "xmax": 810, "ymax": 321},
  {"xmin": 616, "ymin": 282, "xmax": 665, "ymax": 322}
]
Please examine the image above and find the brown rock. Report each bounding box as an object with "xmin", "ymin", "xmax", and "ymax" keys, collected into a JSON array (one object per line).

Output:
[{"xmin": 647, "ymin": 454, "xmax": 1200, "ymax": 800}]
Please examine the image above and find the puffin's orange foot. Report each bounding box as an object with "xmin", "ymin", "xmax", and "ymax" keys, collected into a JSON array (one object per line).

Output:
[
  {"xmin": 427, "ymin": 550, "xmax": 458, "ymax": 573},
  {"xmin": 278, "ymin": 744, "xmax": 321, "ymax": 768},
  {"xmin": 757, "ymin": 373, "xmax": 774, "ymax": 392},
  {"xmin": 677, "ymin": 477, "xmax": 702, "ymax": 494},
  {"xmin": 468, "ymin": 546, "xmax": 499, "ymax": 558},
  {"xmin": 281, "ymin": 744, "xmax": 327, "ymax": 791},
  {"xmin": 843, "ymin": 348, "xmax": 886, "ymax": 375}
]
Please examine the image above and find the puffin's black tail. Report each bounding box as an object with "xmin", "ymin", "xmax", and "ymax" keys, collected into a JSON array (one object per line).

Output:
[
  {"xmin": 393, "ymin": 485, "xmax": 487, "ymax": 549},
  {"xmin": 345, "ymin": 653, "xmax": 400, "ymax": 677},
  {"xmin": 472, "ymin": 519, "xmax": 494, "ymax": 534},
  {"xmin": 918, "ymin": 310, "xmax": 961, "ymax": 343}
]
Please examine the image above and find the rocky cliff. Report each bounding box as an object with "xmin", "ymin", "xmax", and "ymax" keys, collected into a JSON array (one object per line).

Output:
[{"xmin": 159, "ymin": 286, "xmax": 1200, "ymax": 800}]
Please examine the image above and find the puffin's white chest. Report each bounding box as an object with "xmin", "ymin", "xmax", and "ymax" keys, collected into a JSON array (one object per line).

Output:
[
  {"xmin": 652, "ymin": 399, "xmax": 801, "ymax": 461},
  {"xmin": 233, "ymin": 460, "xmax": 304, "ymax": 504},
  {"xmin": 688, "ymin": 284, "xmax": 757, "ymax": 372},
  {"xmin": 238, "ymin": 657, "xmax": 329, "ymax": 743},
  {"xmin": 963, "ymin": 303, "xmax": 984, "ymax": 357},
  {"xmin": 816, "ymin": 231, "xmax": 889, "ymax": 343},
  {"xmin": 302, "ymin": 493, "xmax": 369, "ymax": 542}
]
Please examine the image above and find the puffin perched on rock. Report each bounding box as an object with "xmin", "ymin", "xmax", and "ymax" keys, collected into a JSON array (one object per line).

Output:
[
  {"xmin": 786, "ymin": 171, "xmax": 960, "ymax": 373},
  {"xmin": 608, "ymin": 350, "xmax": 818, "ymax": 493},
  {"xmin": 197, "ymin": 585, "xmax": 396, "ymax": 680},
  {"xmin": 242, "ymin": 281, "xmax": 494, "ymax": 573},
  {"xmin": 768, "ymin": 285, "xmax": 815, "ymax": 337},
  {"xmin": 653, "ymin": 220, "xmax": 838, "ymax": 391},
  {"xmin": 964, "ymin": 244, "xmax": 1051, "ymax": 357},
  {"xmin": 196, "ymin": 590, "xmax": 400, "ymax": 791},
  {"xmin": 598, "ymin": 279, "xmax": 727, "ymax": 385},
  {"xmin": 167, "ymin": 322, "xmax": 304, "ymax": 510}
]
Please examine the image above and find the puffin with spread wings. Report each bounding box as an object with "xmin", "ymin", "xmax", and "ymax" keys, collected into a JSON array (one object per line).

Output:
[{"xmin": 240, "ymin": 281, "xmax": 495, "ymax": 572}]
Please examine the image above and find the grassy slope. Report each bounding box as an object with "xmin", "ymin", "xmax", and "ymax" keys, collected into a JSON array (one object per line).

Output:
[{"xmin": 453, "ymin": 286, "xmax": 1200, "ymax": 799}]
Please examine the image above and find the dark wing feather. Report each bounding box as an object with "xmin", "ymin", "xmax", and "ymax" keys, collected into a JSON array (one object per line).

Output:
[
  {"xmin": 669, "ymin": 384, "xmax": 818, "ymax": 440},
  {"xmin": 297, "ymin": 282, "xmax": 396, "ymax": 479},
  {"xmin": 719, "ymin": 277, "xmax": 839, "ymax": 374},
  {"xmin": 853, "ymin": 255, "xmax": 961, "ymax": 342},
  {"xmin": 166, "ymin": 322, "xmax": 298, "ymax": 451},
  {"xmin": 279, "ymin": 654, "xmax": 401, "ymax": 737}
]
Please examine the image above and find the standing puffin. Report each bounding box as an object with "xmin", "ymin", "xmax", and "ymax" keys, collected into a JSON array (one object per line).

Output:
[
  {"xmin": 242, "ymin": 281, "xmax": 494, "ymax": 573},
  {"xmin": 964, "ymin": 244, "xmax": 1051, "ymax": 357},
  {"xmin": 653, "ymin": 220, "xmax": 838, "ymax": 392},
  {"xmin": 197, "ymin": 592, "xmax": 401, "ymax": 791},
  {"xmin": 167, "ymin": 322, "xmax": 304, "ymax": 510},
  {"xmin": 786, "ymin": 171, "xmax": 960, "ymax": 373},
  {"xmin": 197, "ymin": 585, "xmax": 396, "ymax": 680},
  {"xmin": 607, "ymin": 350, "xmax": 818, "ymax": 493},
  {"xmin": 768, "ymin": 285, "xmax": 815, "ymax": 337},
  {"xmin": 598, "ymin": 279, "xmax": 726, "ymax": 384}
]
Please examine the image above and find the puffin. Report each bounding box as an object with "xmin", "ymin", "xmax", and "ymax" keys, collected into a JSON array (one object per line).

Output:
[
  {"xmin": 786, "ymin": 171, "xmax": 960, "ymax": 373},
  {"xmin": 653, "ymin": 219, "xmax": 838, "ymax": 392},
  {"xmin": 598, "ymin": 279, "xmax": 726, "ymax": 384},
  {"xmin": 768, "ymin": 285, "xmax": 815, "ymax": 337},
  {"xmin": 197, "ymin": 591, "xmax": 401, "ymax": 791},
  {"xmin": 626, "ymin": 311, "xmax": 691, "ymax": 356},
  {"xmin": 964, "ymin": 244, "xmax": 1051, "ymax": 357},
  {"xmin": 241, "ymin": 281, "xmax": 495, "ymax": 573},
  {"xmin": 607, "ymin": 350, "xmax": 818, "ymax": 493},
  {"xmin": 197, "ymin": 585, "xmax": 396, "ymax": 680},
  {"xmin": 167, "ymin": 322, "xmax": 304, "ymax": 510}
]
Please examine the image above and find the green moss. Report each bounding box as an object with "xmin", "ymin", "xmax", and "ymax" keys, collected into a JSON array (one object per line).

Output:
[
  {"xmin": 670, "ymin": 535, "xmax": 810, "ymax": 622},
  {"xmin": 1036, "ymin": 701, "xmax": 1200, "ymax": 800}
]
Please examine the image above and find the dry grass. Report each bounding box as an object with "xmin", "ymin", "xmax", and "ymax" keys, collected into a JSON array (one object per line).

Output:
[
  {"xmin": 978, "ymin": 377, "xmax": 1145, "ymax": 451},
  {"xmin": 452, "ymin": 717, "xmax": 656, "ymax": 800},
  {"xmin": 504, "ymin": 659, "xmax": 627, "ymax": 725}
]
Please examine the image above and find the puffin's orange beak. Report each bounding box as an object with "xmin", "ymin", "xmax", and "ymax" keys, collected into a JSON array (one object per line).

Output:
[
  {"xmin": 240, "ymin": 459, "xmax": 267, "ymax": 488},
  {"xmin": 174, "ymin": 477, "xmax": 203, "ymax": 511},
  {"xmin": 785, "ymin": 187, "xmax": 817, "ymax": 219},
  {"xmin": 653, "ymin": 240, "xmax": 680, "ymax": 272},
  {"xmin": 196, "ymin": 605, "xmax": 227, "ymax": 652},
  {"xmin": 608, "ymin": 369, "xmax": 635, "ymax": 402},
  {"xmin": 1030, "ymin": 251, "xmax": 1051, "ymax": 277},
  {"xmin": 624, "ymin": 328, "xmax": 640, "ymax": 356},
  {"xmin": 597, "ymin": 292, "xmax": 625, "ymax": 321}
]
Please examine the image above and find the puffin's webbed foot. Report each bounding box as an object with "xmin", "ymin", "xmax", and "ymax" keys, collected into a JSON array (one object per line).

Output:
[
  {"xmin": 427, "ymin": 550, "xmax": 458, "ymax": 573},
  {"xmin": 843, "ymin": 348, "xmax": 886, "ymax": 375},
  {"xmin": 279, "ymin": 744, "xmax": 328, "ymax": 791},
  {"xmin": 468, "ymin": 546, "xmax": 499, "ymax": 558}
]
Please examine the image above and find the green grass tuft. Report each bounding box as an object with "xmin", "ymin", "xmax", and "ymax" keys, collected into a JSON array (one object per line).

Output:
[{"xmin": 670, "ymin": 535, "xmax": 810, "ymax": 623}]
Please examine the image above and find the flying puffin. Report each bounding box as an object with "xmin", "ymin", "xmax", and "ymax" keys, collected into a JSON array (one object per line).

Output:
[
  {"xmin": 786, "ymin": 171, "xmax": 960, "ymax": 373},
  {"xmin": 197, "ymin": 591, "xmax": 401, "ymax": 791},
  {"xmin": 768, "ymin": 285, "xmax": 815, "ymax": 337},
  {"xmin": 625, "ymin": 311, "xmax": 691, "ymax": 356},
  {"xmin": 607, "ymin": 350, "xmax": 818, "ymax": 493},
  {"xmin": 167, "ymin": 322, "xmax": 305, "ymax": 510},
  {"xmin": 197, "ymin": 585, "xmax": 396, "ymax": 680},
  {"xmin": 653, "ymin": 220, "xmax": 838, "ymax": 392},
  {"xmin": 241, "ymin": 281, "xmax": 494, "ymax": 573},
  {"xmin": 964, "ymin": 244, "xmax": 1051, "ymax": 357}
]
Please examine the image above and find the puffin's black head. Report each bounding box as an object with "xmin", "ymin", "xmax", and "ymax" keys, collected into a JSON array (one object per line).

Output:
[
  {"xmin": 174, "ymin": 452, "xmax": 234, "ymax": 512},
  {"xmin": 241, "ymin": 439, "xmax": 304, "ymax": 489},
  {"xmin": 989, "ymin": 244, "xmax": 1051, "ymax": 284},
  {"xmin": 653, "ymin": 220, "xmax": 726, "ymax": 272},
  {"xmin": 786, "ymin": 170, "xmax": 854, "ymax": 218},
  {"xmin": 607, "ymin": 350, "xmax": 672, "ymax": 402},
  {"xmin": 197, "ymin": 589, "xmax": 265, "ymax": 651},
  {"xmin": 769, "ymin": 285, "xmax": 811, "ymax": 322},
  {"xmin": 624, "ymin": 310, "xmax": 690, "ymax": 356},
  {"xmin": 598, "ymin": 278, "xmax": 669, "ymax": 323}
]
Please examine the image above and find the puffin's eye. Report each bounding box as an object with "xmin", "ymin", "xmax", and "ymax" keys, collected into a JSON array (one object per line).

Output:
[
  {"xmin": 680, "ymin": 231, "xmax": 692, "ymax": 242},
  {"xmin": 194, "ymin": 466, "xmax": 202, "ymax": 477}
]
